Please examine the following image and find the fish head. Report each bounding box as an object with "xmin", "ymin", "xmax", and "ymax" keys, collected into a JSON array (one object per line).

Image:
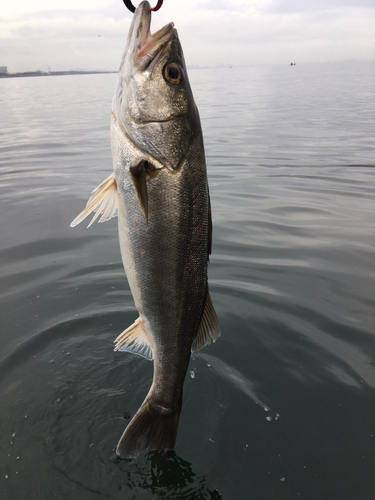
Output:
[{"xmin": 113, "ymin": 1, "xmax": 197, "ymax": 170}]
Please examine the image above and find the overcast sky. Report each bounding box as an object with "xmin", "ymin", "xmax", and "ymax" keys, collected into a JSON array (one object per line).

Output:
[{"xmin": 1, "ymin": 0, "xmax": 374, "ymax": 72}]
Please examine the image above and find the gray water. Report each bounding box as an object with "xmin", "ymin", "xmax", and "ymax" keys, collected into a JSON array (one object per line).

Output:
[{"xmin": 1, "ymin": 61, "xmax": 374, "ymax": 499}]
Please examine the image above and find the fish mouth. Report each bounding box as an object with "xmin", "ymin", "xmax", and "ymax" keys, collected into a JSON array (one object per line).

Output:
[{"xmin": 129, "ymin": 1, "xmax": 175, "ymax": 71}]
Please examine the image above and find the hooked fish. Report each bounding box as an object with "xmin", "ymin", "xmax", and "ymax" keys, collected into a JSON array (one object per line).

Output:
[{"xmin": 71, "ymin": 0, "xmax": 220, "ymax": 458}]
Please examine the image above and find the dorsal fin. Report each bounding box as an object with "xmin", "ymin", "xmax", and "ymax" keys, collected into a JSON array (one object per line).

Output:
[
  {"xmin": 191, "ymin": 291, "xmax": 221, "ymax": 353},
  {"xmin": 208, "ymin": 193, "xmax": 212, "ymax": 261},
  {"xmin": 70, "ymin": 173, "xmax": 118, "ymax": 228}
]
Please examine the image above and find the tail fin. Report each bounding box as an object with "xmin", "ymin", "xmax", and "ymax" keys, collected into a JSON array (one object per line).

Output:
[{"xmin": 116, "ymin": 398, "xmax": 181, "ymax": 459}]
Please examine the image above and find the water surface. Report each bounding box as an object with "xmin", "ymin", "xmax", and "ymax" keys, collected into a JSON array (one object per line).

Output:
[{"xmin": 1, "ymin": 61, "xmax": 375, "ymax": 499}]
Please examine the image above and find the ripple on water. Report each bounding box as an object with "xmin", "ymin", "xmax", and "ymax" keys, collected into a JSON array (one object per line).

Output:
[{"xmin": 0, "ymin": 312, "xmax": 226, "ymax": 499}]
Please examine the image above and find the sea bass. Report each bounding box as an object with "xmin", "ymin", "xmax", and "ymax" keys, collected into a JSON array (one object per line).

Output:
[{"xmin": 71, "ymin": 1, "xmax": 220, "ymax": 459}]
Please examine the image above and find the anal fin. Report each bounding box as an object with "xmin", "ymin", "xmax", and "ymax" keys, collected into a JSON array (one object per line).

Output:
[
  {"xmin": 70, "ymin": 173, "xmax": 118, "ymax": 228},
  {"xmin": 191, "ymin": 291, "xmax": 221, "ymax": 353},
  {"xmin": 114, "ymin": 317, "xmax": 153, "ymax": 360}
]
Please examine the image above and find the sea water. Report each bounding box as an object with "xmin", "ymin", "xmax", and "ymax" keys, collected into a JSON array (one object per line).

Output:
[{"xmin": 0, "ymin": 61, "xmax": 374, "ymax": 499}]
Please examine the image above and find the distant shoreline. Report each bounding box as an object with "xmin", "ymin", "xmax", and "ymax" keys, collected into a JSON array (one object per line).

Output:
[{"xmin": 0, "ymin": 70, "xmax": 117, "ymax": 79}]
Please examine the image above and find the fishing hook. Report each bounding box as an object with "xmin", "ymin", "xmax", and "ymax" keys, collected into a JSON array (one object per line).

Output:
[{"xmin": 123, "ymin": 0, "xmax": 163, "ymax": 14}]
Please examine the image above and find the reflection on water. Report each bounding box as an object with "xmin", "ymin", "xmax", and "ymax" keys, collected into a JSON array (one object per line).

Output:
[{"xmin": 1, "ymin": 62, "xmax": 375, "ymax": 499}]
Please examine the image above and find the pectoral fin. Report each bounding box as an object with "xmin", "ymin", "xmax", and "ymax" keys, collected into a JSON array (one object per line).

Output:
[
  {"xmin": 70, "ymin": 173, "xmax": 118, "ymax": 228},
  {"xmin": 191, "ymin": 291, "xmax": 221, "ymax": 353},
  {"xmin": 130, "ymin": 160, "xmax": 149, "ymax": 223},
  {"xmin": 114, "ymin": 317, "xmax": 153, "ymax": 360}
]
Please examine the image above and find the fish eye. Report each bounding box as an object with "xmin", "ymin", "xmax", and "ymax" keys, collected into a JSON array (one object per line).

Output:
[{"xmin": 164, "ymin": 63, "xmax": 183, "ymax": 85}]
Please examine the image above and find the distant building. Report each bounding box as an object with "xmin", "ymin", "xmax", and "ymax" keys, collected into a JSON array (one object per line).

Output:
[{"xmin": 0, "ymin": 66, "xmax": 8, "ymax": 74}]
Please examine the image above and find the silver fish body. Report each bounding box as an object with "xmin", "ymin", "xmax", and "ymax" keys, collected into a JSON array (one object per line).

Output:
[{"xmin": 71, "ymin": 1, "xmax": 220, "ymax": 458}]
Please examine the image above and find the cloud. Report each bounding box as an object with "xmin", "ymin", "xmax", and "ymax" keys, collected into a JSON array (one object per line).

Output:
[
  {"xmin": 0, "ymin": 0, "xmax": 374, "ymax": 72},
  {"xmin": 266, "ymin": 0, "xmax": 375, "ymax": 13},
  {"xmin": 0, "ymin": 3, "xmax": 133, "ymax": 72},
  {"xmin": 176, "ymin": 4, "xmax": 375, "ymax": 66},
  {"xmin": 196, "ymin": 0, "xmax": 246, "ymax": 11}
]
